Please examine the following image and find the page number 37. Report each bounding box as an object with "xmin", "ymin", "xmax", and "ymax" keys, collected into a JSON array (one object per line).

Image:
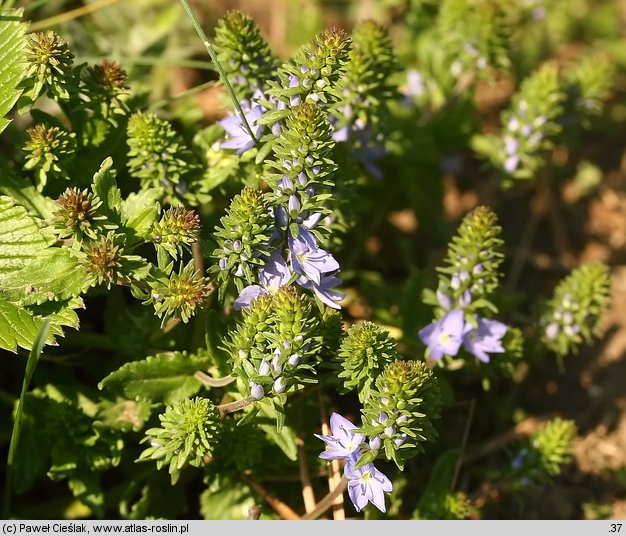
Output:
[{"xmin": 610, "ymin": 524, "xmax": 622, "ymax": 533}]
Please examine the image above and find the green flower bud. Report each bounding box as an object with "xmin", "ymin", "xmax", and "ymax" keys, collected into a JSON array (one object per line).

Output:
[
  {"xmin": 269, "ymin": 102, "xmax": 335, "ymax": 183},
  {"xmin": 23, "ymin": 124, "xmax": 76, "ymax": 191},
  {"xmin": 531, "ymin": 418, "xmax": 577, "ymax": 477},
  {"xmin": 83, "ymin": 60, "xmax": 130, "ymax": 118},
  {"xmin": 360, "ymin": 359, "xmax": 441, "ymax": 469},
  {"xmin": 213, "ymin": 11, "xmax": 277, "ymax": 100},
  {"xmin": 335, "ymin": 321, "xmax": 397, "ymax": 402},
  {"xmin": 267, "ymin": 28, "xmax": 351, "ymax": 106},
  {"xmin": 226, "ymin": 286, "xmax": 321, "ymax": 401},
  {"xmin": 540, "ymin": 262, "xmax": 611, "ymax": 357},
  {"xmin": 23, "ymin": 30, "xmax": 74, "ymax": 101},
  {"xmin": 54, "ymin": 187, "xmax": 105, "ymax": 240},
  {"xmin": 149, "ymin": 207, "xmax": 201, "ymax": 259},
  {"xmin": 510, "ymin": 418, "xmax": 577, "ymax": 488},
  {"xmin": 476, "ymin": 63, "xmax": 565, "ymax": 184},
  {"xmin": 139, "ymin": 397, "xmax": 221, "ymax": 485},
  {"xmin": 433, "ymin": 206, "xmax": 504, "ymax": 313},
  {"xmin": 565, "ymin": 53, "xmax": 614, "ymax": 125},
  {"xmin": 81, "ymin": 235, "xmax": 125, "ymax": 288},
  {"xmin": 210, "ymin": 187, "xmax": 273, "ymax": 296},
  {"xmin": 332, "ymin": 20, "xmax": 396, "ymax": 133},
  {"xmin": 149, "ymin": 261, "xmax": 212, "ymax": 324},
  {"xmin": 126, "ymin": 112, "xmax": 197, "ymax": 191}
]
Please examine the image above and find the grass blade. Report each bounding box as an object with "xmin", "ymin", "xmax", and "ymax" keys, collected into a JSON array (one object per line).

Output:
[{"xmin": 2, "ymin": 318, "xmax": 51, "ymax": 519}]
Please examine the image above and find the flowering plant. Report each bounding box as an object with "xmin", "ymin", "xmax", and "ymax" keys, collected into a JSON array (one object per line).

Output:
[{"xmin": 0, "ymin": 0, "xmax": 620, "ymax": 521}]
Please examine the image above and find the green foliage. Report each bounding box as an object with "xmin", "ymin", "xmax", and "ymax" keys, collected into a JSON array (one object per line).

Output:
[
  {"xmin": 19, "ymin": 385, "xmax": 124, "ymax": 517},
  {"xmin": 0, "ymin": 0, "xmax": 620, "ymax": 521},
  {"xmin": 99, "ymin": 350, "xmax": 213, "ymax": 405},
  {"xmin": 508, "ymin": 418, "xmax": 577, "ymax": 490},
  {"xmin": 412, "ymin": 449, "xmax": 472, "ymax": 519},
  {"xmin": 0, "ymin": 8, "xmax": 27, "ymax": 135}
]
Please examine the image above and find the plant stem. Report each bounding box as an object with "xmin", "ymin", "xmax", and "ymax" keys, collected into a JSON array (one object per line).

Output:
[
  {"xmin": 178, "ymin": 0, "xmax": 258, "ymax": 146},
  {"xmin": 217, "ymin": 397, "xmax": 254, "ymax": 417}
]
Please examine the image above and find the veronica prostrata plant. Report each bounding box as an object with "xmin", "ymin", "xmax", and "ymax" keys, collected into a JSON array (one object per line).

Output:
[{"xmin": 0, "ymin": 0, "xmax": 618, "ymax": 521}]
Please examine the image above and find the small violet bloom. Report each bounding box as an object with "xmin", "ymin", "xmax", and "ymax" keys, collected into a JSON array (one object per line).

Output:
[
  {"xmin": 233, "ymin": 251, "xmax": 291, "ymax": 310},
  {"xmin": 218, "ymin": 102, "xmax": 264, "ymax": 154},
  {"xmin": 344, "ymin": 460, "xmax": 393, "ymax": 513},
  {"xmin": 288, "ymin": 227, "xmax": 339, "ymax": 285},
  {"xmin": 297, "ymin": 274, "xmax": 345, "ymax": 309},
  {"xmin": 418, "ymin": 309, "xmax": 465, "ymax": 360},
  {"xmin": 315, "ymin": 412, "xmax": 365, "ymax": 461},
  {"xmin": 462, "ymin": 317, "xmax": 507, "ymax": 363}
]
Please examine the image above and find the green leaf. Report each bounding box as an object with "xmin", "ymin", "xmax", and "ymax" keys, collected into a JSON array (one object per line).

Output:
[
  {"xmin": 0, "ymin": 248, "xmax": 91, "ymax": 305},
  {"xmin": 255, "ymin": 399, "xmax": 296, "ymax": 460},
  {"xmin": 0, "ymin": 196, "xmax": 51, "ymax": 278},
  {"xmin": 0, "ymin": 167, "xmax": 56, "ymax": 220},
  {"xmin": 200, "ymin": 479, "xmax": 256, "ymax": 520},
  {"xmin": 0, "ymin": 9, "xmax": 27, "ymax": 135},
  {"xmin": 0, "ymin": 297, "xmax": 82, "ymax": 353},
  {"xmin": 0, "ymin": 299, "xmax": 52, "ymax": 352},
  {"xmin": 68, "ymin": 473, "xmax": 105, "ymax": 519},
  {"xmin": 92, "ymin": 158, "xmax": 122, "ymax": 223},
  {"xmin": 99, "ymin": 350, "xmax": 213, "ymax": 405},
  {"xmin": 27, "ymin": 296, "xmax": 83, "ymax": 332},
  {"xmin": 121, "ymin": 188, "xmax": 163, "ymax": 245}
]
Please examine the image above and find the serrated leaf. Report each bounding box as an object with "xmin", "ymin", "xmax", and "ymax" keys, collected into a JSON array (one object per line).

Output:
[
  {"xmin": 0, "ymin": 195, "xmax": 50, "ymax": 277},
  {"xmin": 0, "ymin": 296, "xmax": 82, "ymax": 353},
  {"xmin": 0, "ymin": 248, "xmax": 90, "ymax": 305},
  {"xmin": 92, "ymin": 158, "xmax": 122, "ymax": 223},
  {"xmin": 0, "ymin": 299, "xmax": 52, "ymax": 352},
  {"xmin": 99, "ymin": 351, "xmax": 213, "ymax": 405},
  {"xmin": 0, "ymin": 9, "xmax": 27, "ymax": 134}
]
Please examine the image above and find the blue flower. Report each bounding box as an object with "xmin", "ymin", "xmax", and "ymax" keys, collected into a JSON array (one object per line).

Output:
[
  {"xmin": 315, "ymin": 412, "xmax": 365, "ymax": 461},
  {"xmin": 233, "ymin": 251, "xmax": 292, "ymax": 310},
  {"xmin": 344, "ymin": 459, "xmax": 393, "ymax": 513},
  {"xmin": 418, "ymin": 309, "xmax": 465, "ymax": 360},
  {"xmin": 297, "ymin": 273, "xmax": 344, "ymax": 309},
  {"xmin": 219, "ymin": 102, "xmax": 264, "ymax": 154},
  {"xmin": 462, "ymin": 317, "xmax": 507, "ymax": 363},
  {"xmin": 288, "ymin": 227, "xmax": 339, "ymax": 285}
]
